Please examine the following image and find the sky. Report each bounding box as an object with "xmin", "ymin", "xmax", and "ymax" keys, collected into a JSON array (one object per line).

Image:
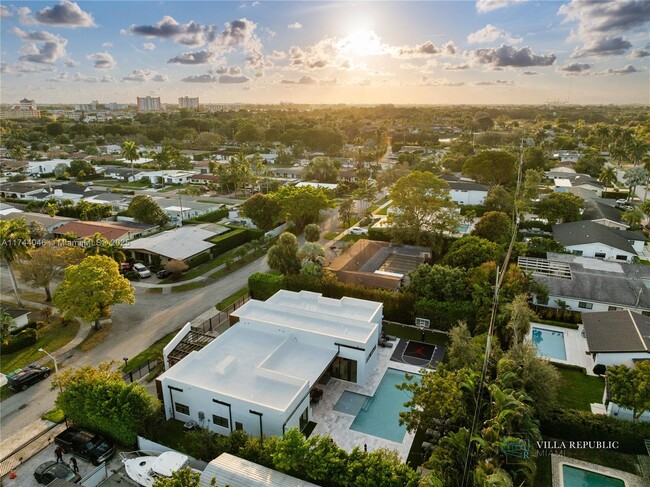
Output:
[{"xmin": 0, "ymin": 0, "xmax": 649, "ymax": 105}]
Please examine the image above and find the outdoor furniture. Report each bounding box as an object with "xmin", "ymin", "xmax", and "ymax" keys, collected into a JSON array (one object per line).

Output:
[
  {"xmin": 310, "ymin": 388, "xmax": 323, "ymax": 404},
  {"xmin": 379, "ymin": 339, "xmax": 394, "ymax": 348}
]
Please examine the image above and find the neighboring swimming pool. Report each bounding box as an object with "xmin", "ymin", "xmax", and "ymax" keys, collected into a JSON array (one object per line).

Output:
[
  {"xmin": 532, "ymin": 326, "xmax": 567, "ymax": 361},
  {"xmin": 457, "ymin": 223, "xmax": 470, "ymax": 234},
  {"xmin": 561, "ymin": 465, "xmax": 626, "ymax": 487},
  {"xmin": 333, "ymin": 368, "xmax": 420, "ymax": 443}
]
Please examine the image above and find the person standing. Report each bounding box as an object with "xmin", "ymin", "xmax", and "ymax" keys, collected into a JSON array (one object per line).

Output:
[
  {"xmin": 69, "ymin": 458, "xmax": 79, "ymax": 473},
  {"xmin": 55, "ymin": 446, "xmax": 63, "ymax": 463}
]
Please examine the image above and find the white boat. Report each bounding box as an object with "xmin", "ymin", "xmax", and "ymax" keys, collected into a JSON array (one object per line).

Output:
[{"xmin": 122, "ymin": 451, "xmax": 191, "ymax": 487}]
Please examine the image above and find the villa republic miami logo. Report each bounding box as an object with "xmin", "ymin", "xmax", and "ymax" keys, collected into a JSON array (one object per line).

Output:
[{"xmin": 501, "ymin": 435, "xmax": 621, "ymax": 462}]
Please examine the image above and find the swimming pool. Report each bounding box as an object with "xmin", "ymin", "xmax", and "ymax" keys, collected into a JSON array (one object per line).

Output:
[
  {"xmin": 457, "ymin": 223, "xmax": 470, "ymax": 234},
  {"xmin": 561, "ymin": 465, "xmax": 626, "ymax": 487},
  {"xmin": 531, "ymin": 327, "xmax": 567, "ymax": 361},
  {"xmin": 340, "ymin": 368, "xmax": 420, "ymax": 443}
]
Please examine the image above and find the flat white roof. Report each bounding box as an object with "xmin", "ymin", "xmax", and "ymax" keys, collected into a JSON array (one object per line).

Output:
[
  {"xmin": 161, "ymin": 325, "xmax": 336, "ymax": 411},
  {"xmin": 125, "ymin": 224, "xmax": 224, "ymax": 260},
  {"xmin": 266, "ymin": 290, "xmax": 381, "ymax": 323}
]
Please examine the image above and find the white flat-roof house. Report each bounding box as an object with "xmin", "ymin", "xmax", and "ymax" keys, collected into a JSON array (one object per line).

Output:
[
  {"xmin": 26, "ymin": 159, "xmax": 72, "ymax": 175},
  {"xmin": 158, "ymin": 290, "xmax": 382, "ymax": 439}
]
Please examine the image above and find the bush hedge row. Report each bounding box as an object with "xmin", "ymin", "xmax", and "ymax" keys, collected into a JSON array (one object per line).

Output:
[
  {"xmin": 1, "ymin": 328, "xmax": 38, "ymax": 354},
  {"xmin": 210, "ymin": 227, "xmax": 264, "ymax": 257},
  {"xmin": 183, "ymin": 208, "xmax": 229, "ymax": 224},
  {"xmin": 414, "ymin": 299, "xmax": 477, "ymax": 332},
  {"xmin": 540, "ymin": 408, "xmax": 650, "ymax": 454}
]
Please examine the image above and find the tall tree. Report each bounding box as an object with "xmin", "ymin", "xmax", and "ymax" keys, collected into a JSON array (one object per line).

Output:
[
  {"xmin": 353, "ymin": 178, "xmax": 377, "ymax": 216},
  {"xmin": 484, "ymin": 185, "xmax": 514, "ymax": 215},
  {"xmin": 534, "ymin": 192, "xmax": 583, "ymax": 224},
  {"xmin": 338, "ymin": 197, "xmax": 355, "ymax": 228},
  {"xmin": 267, "ymin": 232, "xmax": 301, "ymax": 275},
  {"xmin": 121, "ymin": 140, "xmax": 139, "ymax": 179},
  {"xmin": 607, "ymin": 361, "xmax": 650, "ymax": 424},
  {"xmin": 0, "ymin": 218, "xmax": 32, "ymax": 307},
  {"xmin": 472, "ymin": 211, "xmax": 512, "ymax": 243},
  {"xmin": 298, "ymin": 242, "xmax": 326, "ymax": 276},
  {"xmin": 241, "ymin": 193, "xmax": 281, "ymax": 231},
  {"xmin": 443, "ymin": 236, "xmax": 500, "ymax": 269},
  {"xmin": 462, "ymin": 151, "xmax": 518, "ymax": 186},
  {"xmin": 388, "ymin": 171, "xmax": 458, "ymax": 247},
  {"xmin": 303, "ymin": 223, "xmax": 321, "ymax": 242},
  {"xmin": 127, "ymin": 195, "xmax": 170, "ymax": 226},
  {"xmin": 599, "ymin": 165, "xmax": 617, "ymax": 193},
  {"xmin": 303, "ymin": 157, "xmax": 341, "ymax": 183},
  {"xmin": 272, "ymin": 185, "xmax": 332, "ymax": 231},
  {"xmin": 53, "ymin": 255, "xmax": 135, "ymax": 330},
  {"xmin": 17, "ymin": 240, "xmax": 84, "ymax": 301},
  {"xmin": 624, "ymin": 166, "xmax": 649, "ymax": 202}
]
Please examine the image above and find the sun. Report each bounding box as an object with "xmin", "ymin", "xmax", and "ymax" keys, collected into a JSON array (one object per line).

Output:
[{"xmin": 342, "ymin": 29, "xmax": 385, "ymax": 57}]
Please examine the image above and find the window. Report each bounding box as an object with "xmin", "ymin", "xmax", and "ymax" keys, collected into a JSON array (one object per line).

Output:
[
  {"xmin": 299, "ymin": 408, "xmax": 309, "ymax": 432},
  {"xmin": 175, "ymin": 403, "xmax": 190, "ymax": 415},
  {"xmin": 615, "ymin": 255, "xmax": 628, "ymax": 261},
  {"xmin": 608, "ymin": 306, "xmax": 620, "ymax": 311},
  {"xmin": 212, "ymin": 414, "xmax": 229, "ymax": 429},
  {"xmin": 594, "ymin": 252, "xmax": 606, "ymax": 259},
  {"xmin": 235, "ymin": 422, "xmax": 243, "ymax": 431},
  {"xmin": 366, "ymin": 345, "xmax": 376, "ymax": 363},
  {"xmin": 578, "ymin": 302, "xmax": 593, "ymax": 310},
  {"xmin": 537, "ymin": 296, "xmax": 549, "ymax": 305},
  {"xmin": 573, "ymin": 250, "xmax": 583, "ymax": 256}
]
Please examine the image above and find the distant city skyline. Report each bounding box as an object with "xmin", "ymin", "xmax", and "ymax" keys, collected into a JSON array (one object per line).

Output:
[{"xmin": 1, "ymin": 1, "xmax": 649, "ymax": 105}]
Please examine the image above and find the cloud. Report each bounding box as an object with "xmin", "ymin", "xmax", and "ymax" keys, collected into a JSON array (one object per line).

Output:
[
  {"xmin": 282, "ymin": 75, "xmax": 317, "ymax": 84},
  {"xmin": 557, "ymin": 62, "xmax": 593, "ymax": 75},
  {"xmin": 476, "ymin": 0, "xmax": 525, "ymax": 13},
  {"xmin": 467, "ymin": 24, "xmax": 522, "ymax": 44},
  {"xmin": 87, "ymin": 51, "xmax": 117, "ymax": 70},
  {"xmin": 64, "ymin": 58, "xmax": 79, "ymax": 67},
  {"xmin": 397, "ymin": 41, "xmax": 442, "ymax": 58},
  {"xmin": 14, "ymin": 28, "xmax": 68, "ymax": 64},
  {"xmin": 102, "ymin": 42, "xmax": 113, "ymax": 48},
  {"xmin": 122, "ymin": 69, "xmax": 169, "ymax": 82},
  {"xmin": 1, "ymin": 61, "xmax": 56, "ymax": 73},
  {"xmin": 442, "ymin": 63, "xmax": 470, "ymax": 71},
  {"xmin": 270, "ymin": 50, "xmax": 286, "ymax": 60},
  {"xmin": 167, "ymin": 50, "xmax": 214, "ymax": 64},
  {"xmin": 219, "ymin": 74, "xmax": 250, "ymax": 83},
  {"xmin": 181, "ymin": 71, "xmax": 249, "ymax": 83},
  {"xmin": 473, "ymin": 79, "xmax": 515, "ymax": 85},
  {"xmin": 143, "ymin": 42, "xmax": 156, "ymax": 51},
  {"xmin": 421, "ymin": 76, "xmax": 465, "ymax": 87},
  {"xmin": 288, "ymin": 22, "xmax": 302, "ymax": 30},
  {"xmin": 46, "ymin": 72, "xmax": 68, "ymax": 82},
  {"xmin": 572, "ymin": 36, "xmax": 632, "ymax": 57},
  {"xmin": 24, "ymin": 1, "xmax": 95, "ymax": 27},
  {"xmin": 630, "ymin": 44, "xmax": 650, "ymax": 58},
  {"xmin": 215, "ymin": 66, "xmax": 242, "ymax": 75},
  {"xmin": 126, "ymin": 16, "xmax": 216, "ymax": 47},
  {"xmin": 469, "ymin": 44, "xmax": 556, "ymax": 67},
  {"xmin": 519, "ymin": 70, "xmax": 539, "ymax": 76},
  {"xmin": 601, "ymin": 64, "xmax": 640, "ymax": 75},
  {"xmin": 181, "ymin": 73, "xmax": 219, "ymax": 82},
  {"xmin": 212, "ymin": 18, "xmax": 268, "ymax": 75},
  {"xmin": 1, "ymin": 5, "xmax": 11, "ymax": 18}
]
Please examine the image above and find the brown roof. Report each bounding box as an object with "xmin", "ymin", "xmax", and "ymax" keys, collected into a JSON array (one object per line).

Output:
[
  {"xmin": 53, "ymin": 221, "xmax": 136, "ymax": 241},
  {"xmin": 583, "ymin": 310, "xmax": 650, "ymax": 353},
  {"xmin": 190, "ymin": 174, "xmax": 220, "ymax": 182}
]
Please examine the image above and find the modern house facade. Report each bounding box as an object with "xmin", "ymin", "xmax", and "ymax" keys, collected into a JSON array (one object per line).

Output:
[{"xmin": 157, "ymin": 291, "xmax": 382, "ymax": 439}]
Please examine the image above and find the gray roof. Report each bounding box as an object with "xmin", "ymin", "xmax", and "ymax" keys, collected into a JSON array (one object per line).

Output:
[
  {"xmin": 447, "ymin": 180, "xmax": 489, "ymax": 192},
  {"xmin": 0, "ymin": 182, "xmax": 49, "ymax": 194},
  {"xmin": 582, "ymin": 200, "xmax": 625, "ymax": 225},
  {"xmin": 530, "ymin": 253, "xmax": 650, "ymax": 309},
  {"xmin": 583, "ymin": 310, "xmax": 650, "ymax": 353},
  {"xmin": 0, "ymin": 211, "xmax": 77, "ymax": 228},
  {"xmin": 572, "ymin": 174, "xmax": 604, "ymax": 188},
  {"xmin": 0, "ymin": 305, "xmax": 29, "ymax": 319},
  {"xmin": 86, "ymin": 192, "xmax": 127, "ymax": 202},
  {"xmin": 552, "ymin": 221, "xmax": 645, "ymax": 254}
]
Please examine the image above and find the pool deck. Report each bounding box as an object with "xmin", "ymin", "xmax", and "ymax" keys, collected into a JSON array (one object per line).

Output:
[
  {"xmin": 552, "ymin": 454, "xmax": 648, "ymax": 487},
  {"xmin": 310, "ymin": 339, "xmax": 433, "ymax": 461},
  {"xmin": 530, "ymin": 322, "xmax": 596, "ymax": 375}
]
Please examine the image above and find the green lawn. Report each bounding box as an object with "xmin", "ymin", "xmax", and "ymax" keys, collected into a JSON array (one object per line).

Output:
[
  {"xmin": 217, "ymin": 287, "xmax": 249, "ymax": 311},
  {"xmin": 323, "ymin": 232, "xmax": 339, "ymax": 240},
  {"xmin": 123, "ymin": 330, "xmax": 179, "ymax": 374},
  {"xmin": 161, "ymin": 246, "xmax": 263, "ymax": 283},
  {"xmin": 554, "ymin": 367, "xmax": 605, "ymax": 411},
  {"xmin": 208, "ymin": 249, "xmax": 265, "ymax": 280},
  {"xmin": 171, "ymin": 282, "xmax": 206, "ymax": 293},
  {"xmin": 42, "ymin": 407, "xmax": 65, "ymax": 423},
  {"xmin": 340, "ymin": 234, "xmax": 364, "ymax": 243},
  {"xmin": 383, "ymin": 321, "xmax": 449, "ymax": 347},
  {"xmin": 376, "ymin": 204, "xmax": 392, "ymax": 215},
  {"xmin": 1, "ymin": 318, "xmax": 80, "ymax": 374}
]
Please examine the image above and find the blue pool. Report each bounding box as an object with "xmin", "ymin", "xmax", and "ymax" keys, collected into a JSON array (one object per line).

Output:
[
  {"xmin": 333, "ymin": 368, "xmax": 420, "ymax": 443},
  {"xmin": 562, "ymin": 465, "xmax": 625, "ymax": 487},
  {"xmin": 457, "ymin": 223, "xmax": 470, "ymax": 234},
  {"xmin": 532, "ymin": 327, "xmax": 567, "ymax": 361}
]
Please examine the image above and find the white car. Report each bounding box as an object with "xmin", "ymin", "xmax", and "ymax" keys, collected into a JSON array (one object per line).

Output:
[
  {"xmin": 133, "ymin": 263, "xmax": 151, "ymax": 278},
  {"xmin": 349, "ymin": 227, "xmax": 368, "ymax": 235},
  {"xmin": 615, "ymin": 199, "xmax": 628, "ymax": 205}
]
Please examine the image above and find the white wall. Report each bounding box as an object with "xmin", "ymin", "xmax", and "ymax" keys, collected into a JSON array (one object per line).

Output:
[
  {"xmin": 607, "ymin": 401, "xmax": 650, "ymax": 422},
  {"xmin": 534, "ymin": 295, "xmax": 650, "ymax": 314},
  {"xmin": 449, "ymin": 189, "xmax": 487, "ymax": 206},
  {"xmin": 594, "ymin": 351, "xmax": 650, "ymax": 367},
  {"xmin": 565, "ymin": 243, "xmax": 635, "ymax": 262}
]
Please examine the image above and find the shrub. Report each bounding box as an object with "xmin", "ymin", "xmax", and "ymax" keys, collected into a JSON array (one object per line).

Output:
[
  {"xmin": 414, "ymin": 299, "xmax": 477, "ymax": 331},
  {"xmin": 210, "ymin": 227, "xmax": 265, "ymax": 257},
  {"xmin": 540, "ymin": 408, "xmax": 650, "ymax": 454},
  {"xmin": 187, "ymin": 253, "xmax": 211, "ymax": 268},
  {"xmin": 165, "ymin": 259, "xmax": 189, "ymax": 280},
  {"xmin": 123, "ymin": 270, "xmax": 140, "ymax": 281},
  {"xmin": 1, "ymin": 328, "xmax": 38, "ymax": 353},
  {"xmin": 248, "ymin": 273, "xmax": 284, "ymax": 300},
  {"xmin": 183, "ymin": 208, "xmax": 229, "ymax": 224}
]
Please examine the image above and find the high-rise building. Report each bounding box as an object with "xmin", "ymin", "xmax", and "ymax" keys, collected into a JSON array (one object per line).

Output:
[
  {"xmin": 178, "ymin": 96, "xmax": 199, "ymax": 110},
  {"xmin": 75, "ymin": 100, "xmax": 98, "ymax": 112},
  {"xmin": 137, "ymin": 96, "xmax": 162, "ymax": 112},
  {"xmin": 1, "ymin": 98, "xmax": 40, "ymax": 119}
]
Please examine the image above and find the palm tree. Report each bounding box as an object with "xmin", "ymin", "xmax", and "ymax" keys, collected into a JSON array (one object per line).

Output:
[
  {"xmin": 599, "ymin": 166, "xmax": 617, "ymax": 195},
  {"xmin": 610, "ymin": 145, "xmax": 628, "ymax": 168},
  {"xmin": 626, "ymin": 139, "xmax": 649, "ymax": 167},
  {"xmin": 0, "ymin": 218, "xmax": 31, "ymax": 307},
  {"xmin": 121, "ymin": 140, "xmax": 139, "ymax": 180},
  {"xmin": 353, "ymin": 178, "xmax": 377, "ymax": 216},
  {"xmin": 594, "ymin": 123, "xmax": 610, "ymax": 152},
  {"xmin": 83, "ymin": 233, "xmax": 126, "ymax": 264}
]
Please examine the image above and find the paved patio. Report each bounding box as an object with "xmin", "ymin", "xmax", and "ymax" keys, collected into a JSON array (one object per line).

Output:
[{"xmin": 310, "ymin": 339, "xmax": 434, "ymax": 461}]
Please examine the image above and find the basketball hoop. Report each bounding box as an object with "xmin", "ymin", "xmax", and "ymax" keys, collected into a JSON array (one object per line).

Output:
[{"xmin": 415, "ymin": 317, "xmax": 430, "ymax": 329}]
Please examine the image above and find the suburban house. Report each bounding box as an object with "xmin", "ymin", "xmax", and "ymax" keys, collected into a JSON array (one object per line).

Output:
[
  {"xmin": 47, "ymin": 183, "xmax": 97, "ymax": 202},
  {"xmin": 100, "ymin": 144, "xmax": 122, "ymax": 155},
  {"xmin": 83, "ymin": 192, "xmax": 130, "ymax": 213},
  {"xmin": 0, "ymin": 305, "xmax": 30, "ymax": 331},
  {"xmin": 53, "ymin": 220, "xmax": 157, "ymax": 242},
  {"xmin": 189, "ymin": 174, "xmax": 221, "ymax": 188},
  {"xmin": 519, "ymin": 253, "xmax": 650, "ymax": 314},
  {"xmin": 552, "ymin": 221, "xmax": 646, "ymax": 262},
  {"xmin": 26, "ymin": 159, "xmax": 72, "ymax": 176},
  {"xmin": 439, "ymin": 174, "xmax": 489, "ymax": 205},
  {"xmin": 268, "ymin": 166, "xmax": 303, "ymax": 180},
  {"xmin": 103, "ymin": 166, "xmax": 139, "ymax": 182},
  {"xmin": 551, "ymin": 150, "xmax": 582, "ymax": 164},
  {"xmin": 160, "ymin": 200, "xmax": 223, "ymax": 222},
  {"xmin": 581, "ymin": 200, "xmax": 628, "ymax": 230},
  {"xmin": 124, "ymin": 223, "xmax": 229, "ymax": 264},
  {"xmin": 0, "ymin": 182, "xmax": 50, "ymax": 200},
  {"xmin": 295, "ymin": 181, "xmax": 338, "ymax": 191},
  {"xmin": 137, "ymin": 170, "xmax": 195, "ymax": 185},
  {"xmin": 583, "ymin": 310, "xmax": 650, "ymax": 367},
  {"xmin": 158, "ymin": 290, "xmax": 382, "ymax": 438},
  {"xmin": 0, "ymin": 202, "xmax": 22, "ymax": 216},
  {"xmin": 0, "ymin": 212, "xmax": 77, "ymax": 233}
]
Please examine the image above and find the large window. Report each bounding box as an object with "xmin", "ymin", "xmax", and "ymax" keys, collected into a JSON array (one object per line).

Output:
[
  {"xmin": 212, "ymin": 414, "xmax": 229, "ymax": 429},
  {"xmin": 578, "ymin": 302, "xmax": 593, "ymax": 310},
  {"xmin": 175, "ymin": 403, "xmax": 190, "ymax": 415},
  {"xmin": 594, "ymin": 252, "xmax": 606, "ymax": 259},
  {"xmin": 235, "ymin": 422, "xmax": 243, "ymax": 431},
  {"xmin": 299, "ymin": 408, "xmax": 309, "ymax": 432},
  {"xmin": 615, "ymin": 255, "xmax": 628, "ymax": 261},
  {"xmin": 329, "ymin": 357, "xmax": 357, "ymax": 383}
]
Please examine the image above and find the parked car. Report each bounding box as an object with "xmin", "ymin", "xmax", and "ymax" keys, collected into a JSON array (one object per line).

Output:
[
  {"xmin": 6, "ymin": 365, "xmax": 50, "ymax": 391},
  {"xmin": 55, "ymin": 427, "xmax": 116, "ymax": 465},
  {"xmin": 133, "ymin": 263, "xmax": 151, "ymax": 278},
  {"xmin": 615, "ymin": 198, "xmax": 628, "ymax": 205},
  {"xmin": 156, "ymin": 269, "xmax": 171, "ymax": 279},
  {"xmin": 34, "ymin": 461, "xmax": 81, "ymax": 484},
  {"xmin": 349, "ymin": 227, "xmax": 369, "ymax": 235},
  {"xmin": 616, "ymin": 203, "xmax": 634, "ymax": 211}
]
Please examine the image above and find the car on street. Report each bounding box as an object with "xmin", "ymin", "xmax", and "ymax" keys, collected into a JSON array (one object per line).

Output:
[
  {"xmin": 7, "ymin": 365, "xmax": 50, "ymax": 391},
  {"xmin": 133, "ymin": 263, "xmax": 151, "ymax": 278},
  {"xmin": 616, "ymin": 199, "xmax": 628, "ymax": 205},
  {"xmin": 34, "ymin": 461, "xmax": 81, "ymax": 484},
  {"xmin": 55, "ymin": 427, "xmax": 116, "ymax": 465},
  {"xmin": 616, "ymin": 202, "xmax": 634, "ymax": 211},
  {"xmin": 156, "ymin": 269, "xmax": 171, "ymax": 279},
  {"xmin": 349, "ymin": 227, "xmax": 369, "ymax": 235}
]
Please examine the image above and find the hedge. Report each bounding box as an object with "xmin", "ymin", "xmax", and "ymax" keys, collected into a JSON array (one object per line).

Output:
[
  {"xmin": 183, "ymin": 208, "xmax": 229, "ymax": 224},
  {"xmin": 210, "ymin": 227, "xmax": 264, "ymax": 257},
  {"xmin": 1, "ymin": 328, "xmax": 38, "ymax": 354},
  {"xmin": 187, "ymin": 253, "xmax": 211, "ymax": 268},
  {"xmin": 414, "ymin": 299, "xmax": 477, "ymax": 332},
  {"xmin": 459, "ymin": 204, "xmax": 488, "ymax": 217},
  {"xmin": 248, "ymin": 273, "xmax": 283, "ymax": 300},
  {"xmin": 540, "ymin": 408, "xmax": 650, "ymax": 454},
  {"xmin": 368, "ymin": 227, "xmax": 392, "ymax": 242},
  {"xmin": 519, "ymin": 220, "xmax": 553, "ymax": 232}
]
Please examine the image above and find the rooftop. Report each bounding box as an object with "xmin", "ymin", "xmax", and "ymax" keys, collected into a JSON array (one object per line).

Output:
[
  {"xmin": 53, "ymin": 221, "xmax": 144, "ymax": 241},
  {"xmin": 0, "ymin": 211, "xmax": 77, "ymax": 228},
  {"xmin": 125, "ymin": 224, "xmax": 225, "ymax": 260},
  {"xmin": 583, "ymin": 310, "xmax": 650, "ymax": 353},
  {"xmin": 582, "ymin": 199, "xmax": 625, "ymax": 225},
  {"xmin": 552, "ymin": 221, "xmax": 646, "ymax": 254}
]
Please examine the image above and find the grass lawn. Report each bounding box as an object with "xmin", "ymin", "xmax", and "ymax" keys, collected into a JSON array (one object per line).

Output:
[
  {"xmin": 123, "ymin": 330, "xmax": 179, "ymax": 374},
  {"xmin": 323, "ymin": 231, "xmax": 339, "ymax": 240},
  {"xmin": 19, "ymin": 291, "xmax": 48, "ymax": 304},
  {"xmin": 0, "ymin": 385, "xmax": 16, "ymax": 401},
  {"xmin": 161, "ymin": 246, "xmax": 264, "ymax": 283},
  {"xmin": 383, "ymin": 321, "xmax": 449, "ymax": 347},
  {"xmin": 217, "ymin": 287, "xmax": 249, "ymax": 311},
  {"xmin": 76, "ymin": 321, "xmax": 111, "ymax": 353},
  {"xmin": 42, "ymin": 407, "xmax": 65, "ymax": 423},
  {"xmin": 340, "ymin": 233, "xmax": 364, "ymax": 243},
  {"xmin": 368, "ymin": 197, "xmax": 390, "ymax": 213},
  {"xmin": 208, "ymin": 249, "xmax": 265, "ymax": 280},
  {"xmin": 171, "ymin": 282, "xmax": 205, "ymax": 293},
  {"xmin": 535, "ymin": 319, "xmax": 579, "ymax": 330},
  {"xmin": 376, "ymin": 204, "xmax": 392, "ymax": 215},
  {"xmin": 1, "ymin": 318, "xmax": 80, "ymax": 374},
  {"xmin": 554, "ymin": 367, "xmax": 605, "ymax": 411}
]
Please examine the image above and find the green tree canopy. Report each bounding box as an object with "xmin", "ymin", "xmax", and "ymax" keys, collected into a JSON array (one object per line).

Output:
[
  {"xmin": 407, "ymin": 264, "xmax": 471, "ymax": 301},
  {"xmin": 272, "ymin": 185, "xmax": 333, "ymax": 231},
  {"xmin": 443, "ymin": 236, "xmax": 500, "ymax": 269},
  {"xmin": 0, "ymin": 217, "xmax": 32, "ymax": 307},
  {"xmin": 267, "ymin": 232, "xmax": 301, "ymax": 275},
  {"xmin": 522, "ymin": 147, "xmax": 548, "ymax": 172},
  {"xmin": 472, "ymin": 211, "xmax": 513, "ymax": 243},
  {"xmin": 53, "ymin": 255, "xmax": 135, "ymax": 330},
  {"xmin": 574, "ymin": 152, "xmax": 606, "ymax": 177},
  {"xmin": 484, "ymin": 185, "xmax": 514, "ymax": 215},
  {"xmin": 303, "ymin": 157, "xmax": 341, "ymax": 183},
  {"xmin": 607, "ymin": 361, "xmax": 650, "ymax": 423},
  {"xmin": 462, "ymin": 150, "xmax": 517, "ymax": 186},
  {"xmin": 241, "ymin": 193, "xmax": 281, "ymax": 231},
  {"xmin": 303, "ymin": 223, "xmax": 321, "ymax": 242},
  {"xmin": 534, "ymin": 192, "xmax": 583, "ymax": 224},
  {"xmin": 127, "ymin": 195, "xmax": 170, "ymax": 226}
]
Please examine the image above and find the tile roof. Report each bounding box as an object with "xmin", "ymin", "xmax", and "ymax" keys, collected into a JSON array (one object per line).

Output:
[
  {"xmin": 583, "ymin": 310, "xmax": 650, "ymax": 353},
  {"xmin": 552, "ymin": 221, "xmax": 645, "ymax": 254}
]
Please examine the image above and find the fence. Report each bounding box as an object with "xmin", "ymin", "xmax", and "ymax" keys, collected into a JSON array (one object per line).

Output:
[
  {"xmin": 0, "ymin": 422, "xmax": 66, "ymax": 478},
  {"xmin": 192, "ymin": 294, "xmax": 250, "ymax": 334},
  {"xmin": 122, "ymin": 359, "xmax": 160, "ymax": 384}
]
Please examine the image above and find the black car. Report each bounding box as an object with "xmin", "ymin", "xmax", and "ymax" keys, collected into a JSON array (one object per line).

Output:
[
  {"xmin": 156, "ymin": 269, "xmax": 171, "ymax": 279},
  {"xmin": 55, "ymin": 427, "xmax": 116, "ymax": 465},
  {"xmin": 7, "ymin": 364, "xmax": 50, "ymax": 391},
  {"xmin": 34, "ymin": 461, "xmax": 81, "ymax": 485}
]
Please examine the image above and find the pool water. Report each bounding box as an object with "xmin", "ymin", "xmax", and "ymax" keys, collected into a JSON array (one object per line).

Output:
[
  {"xmin": 562, "ymin": 465, "xmax": 626, "ymax": 487},
  {"xmin": 457, "ymin": 223, "xmax": 470, "ymax": 233},
  {"xmin": 532, "ymin": 327, "xmax": 567, "ymax": 361},
  {"xmin": 333, "ymin": 390, "xmax": 369, "ymax": 416},
  {"xmin": 349, "ymin": 368, "xmax": 421, "ymax": 443}
]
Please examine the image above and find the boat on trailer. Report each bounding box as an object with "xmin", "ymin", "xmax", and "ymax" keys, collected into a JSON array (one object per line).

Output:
[{"xmin": 122, "ymin": 451, "xmax": 192, "ymax": 487}]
